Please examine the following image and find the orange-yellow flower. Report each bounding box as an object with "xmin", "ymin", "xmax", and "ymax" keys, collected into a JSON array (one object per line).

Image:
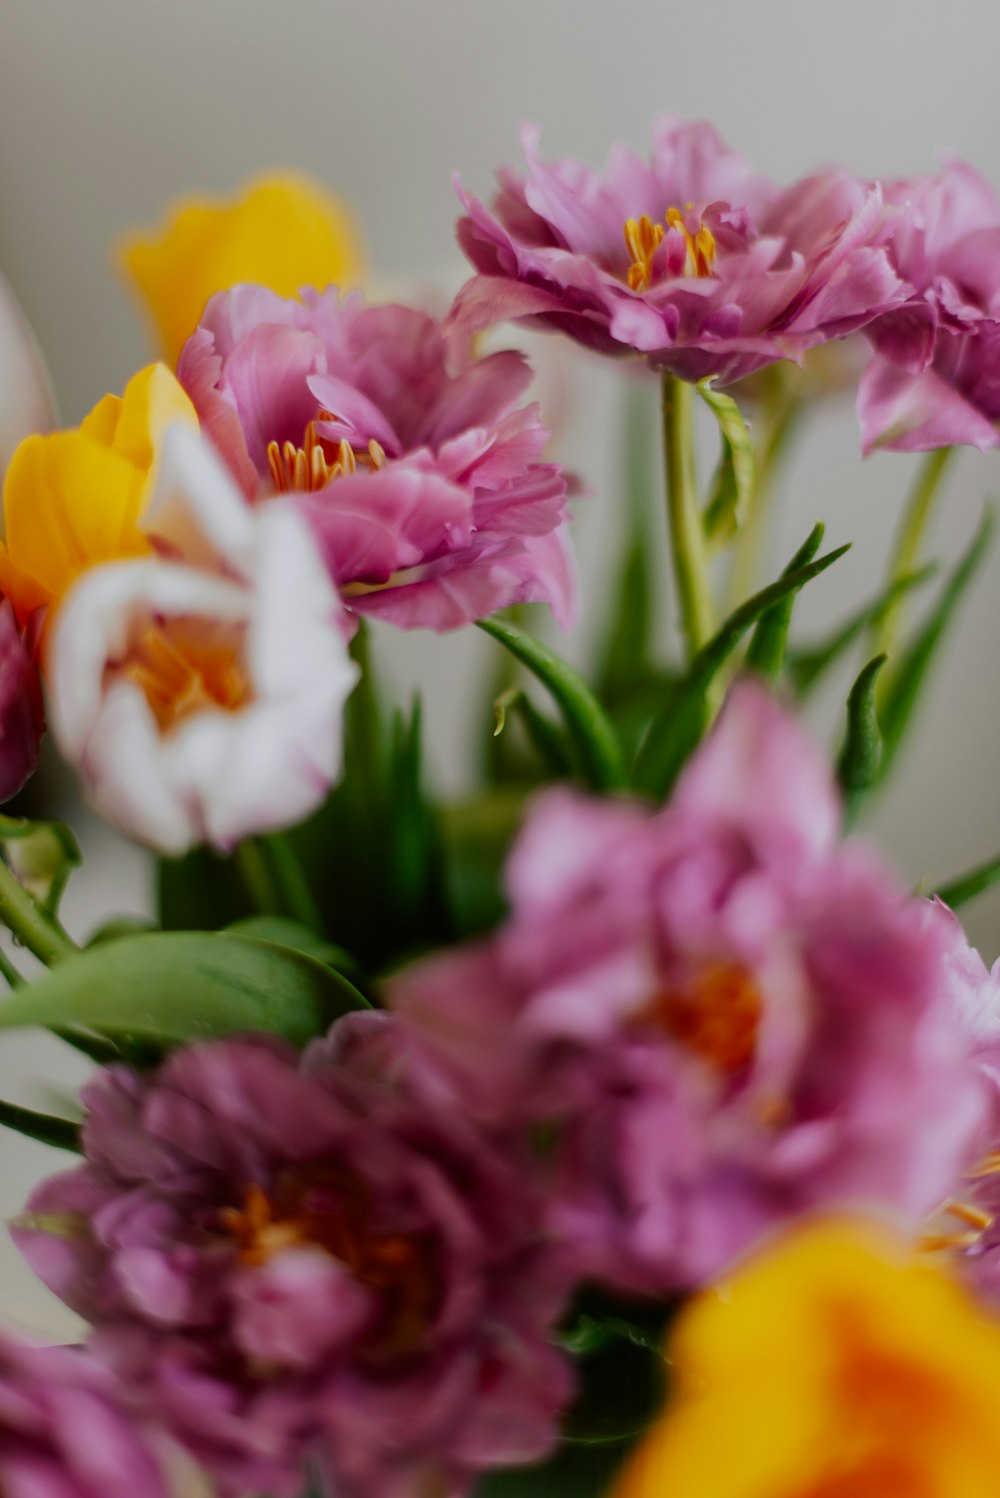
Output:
[
  {"xmin": 0, "ymin": 363, "xmax": 196, "ymax": 628},
  {"xmin": 612, "ymin": 1219, "xmax": 1000, "ymax": 1498},
  {"xmin": 118, "ymin": 173, "xmax": 364, "ymax": 365}
]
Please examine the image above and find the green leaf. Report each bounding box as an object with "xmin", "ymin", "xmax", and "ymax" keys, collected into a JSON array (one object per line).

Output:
[
  {"xmin": 880, "ymin": 508, "xmax": 994, "ymax": 777},
  {"xmin": 836, "ymin": 655, "xmax": 887, "ymax": 821},
  {"xmin": 224, "ymin": 916, "xmax": 357, "ymax": 972},
  {"xmin": 786, "ymin": 564, "xmax": 938, "ymax": 698},
  {"xmin": 474, "ymin": 1441, "xmax": 630, "ymax": 1497},
  {"xmin": 86, "ymin": 915, "xmax": 159, "ymax": 946},
  {"xmin": 932, "ymin": 851, "xmax": 1000, "ymax": 910},
  {"xmin": 158, "ymin": 844, "xmax": 254, "ymax": 932},
  {"xmin": 494, "ymin": 689, "xmax": 573, "ymax": 779},
  {"xmin": 699, "ymin": 378, "xmax": 757, "ymax": 543},
  {"xmin": 745, "ymin": 522, "xmax": 825, "ymax": 680},
  {"xmin": 438, "ymin": 790, "xmax": 525, "ymax": 941},
  {"xmin": 477, "ymin": 618, "xmax": 626, "ymax": 793},
  {"xmin": 0, "ymin": 1099, "xmax": 81, "ymax": 1153},
  {"xmin": 0, "ymin": 932, "xmax": 368, "ymax": 1047},
  {"xmin": 633, "ymin": 535, "xmax": 851, "ymax": 799},
  {"xmin": 0, "ymin": 815, "xmax": 81, "ymax": 916}
]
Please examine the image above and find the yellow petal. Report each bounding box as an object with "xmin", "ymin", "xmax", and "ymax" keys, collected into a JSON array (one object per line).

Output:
[
  {"xmin": 0, "ymin": 364, "xmax": 193, "ymax": 626},
  {"xmin": 119, "ymin": 172, "xmax": 365, "ymax": 365},
  {"xmin": 0, "ymin": 431, "xmax": 149, "ymax": 624}
]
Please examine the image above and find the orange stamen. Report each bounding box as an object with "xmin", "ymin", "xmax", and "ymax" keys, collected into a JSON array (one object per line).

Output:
[
  {"xmin": 624, "ymin": 204, "xmax": 718, "ymax": 291},
  {"xmin": 266, "ymin": 409, "xmax": 387, "ymax": 494},
  {"xmin": 640, "ymin": 961, "xmax": 762, "ymax": 1075},
  {"xmin": 116, "ymin": 621, "xmax": 249, "ymax": 733}
]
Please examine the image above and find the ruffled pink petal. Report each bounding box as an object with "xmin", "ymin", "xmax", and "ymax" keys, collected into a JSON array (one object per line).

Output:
[{"xmin": 858, "ymin": 352, "xmax": 1000, "ymax": 453}]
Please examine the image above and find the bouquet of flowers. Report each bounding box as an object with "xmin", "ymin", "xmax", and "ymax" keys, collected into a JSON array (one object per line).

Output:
[{"xmin": 0, "ymin": 121, "xmax": 999, "ymax": 1498}]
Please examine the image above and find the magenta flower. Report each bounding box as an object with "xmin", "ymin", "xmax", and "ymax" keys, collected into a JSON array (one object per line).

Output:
[
  {"xmin": 177, "ymin": 287, "xmax": 575, "ymax": 631},
  {"xmin": 858, "ymin": 157, "xmax": 1000, "ymax": 451},
  {"xmin": 15, "ymin": 1019, "xmax": 572, "ymax": 1498},
  {"xmin": 0, "ymin": 597, "xmax": 42, "ymax": 802},
  {"xmin": 392, "ymin": 681, "xmax": 986, "ymax": 1293},
  {"xmin": 449, "ymin": 121, "xmax": 908, "ymax": 386},
  {"xmin": 0, "ymin": 1330, "xmax": 171, "ymax": 1498}
]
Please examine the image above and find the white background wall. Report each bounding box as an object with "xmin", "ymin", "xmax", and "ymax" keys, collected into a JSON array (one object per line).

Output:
[{"xmin": 0, "ymin": 0, "xmax": 999, "ymax": 1333}]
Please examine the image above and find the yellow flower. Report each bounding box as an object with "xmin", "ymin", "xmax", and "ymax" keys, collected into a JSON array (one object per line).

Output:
[
  {"xmin": 0, "ymin": 363, "xmax": 196, "ymax": 627},
  {"xmin": 119, "ymin": 173, "xmax": 364, "ymax": 365},
  {"xmin": 612, "ymin": 1219, "xmax": 1000, "ymax": 1498}
]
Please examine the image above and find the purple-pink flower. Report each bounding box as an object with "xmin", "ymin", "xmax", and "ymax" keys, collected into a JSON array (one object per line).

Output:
[
  {"xmin": 449, "ymin": 121, "xmax": 908, "ymax": 386},
  {"xmin": 0, "ymin": 1330, "xmax": 171, "ymax": 1498},
  {"xmin": 177, "ymin": 287, "xmax": 575, "ymax": 632},
  {"xmin": 391, "ymin": 681, "xmax": 986, "ymax": 1293},
  {"xmin": 0, "ymin": 597, "xmax": 42, "ymax": 803},
  {"xmin": 15, "ymin": 1018, "xmax": 572, "ymax": 1498},
  {"xmin": 857, "ymin": 157, "xmax": 1000, "ymax": 452}
]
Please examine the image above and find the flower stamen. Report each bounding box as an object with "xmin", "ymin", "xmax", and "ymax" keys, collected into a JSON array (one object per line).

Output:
[
  {"xmin": 266, "ymin": 409, "xmax": 387, "ymax": 494},
  {"xmin": 116, "ymin": 621, "xmax": 249, "ymax": 732},
  {"xmin": 624, "ymin": 205, "xmax": 718, "ymax": 291},
  {"xmin": 639, "ymin": 961, "xmax": 762, "ymax": 1075}
]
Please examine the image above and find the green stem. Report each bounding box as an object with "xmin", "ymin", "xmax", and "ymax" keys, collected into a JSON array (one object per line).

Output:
[
  {"xmin": 933, "ymin": 850, "xmax": 1000, "ymax": 910},
  {"xmin": 871, "ymin": 447, "xmax": 955, "ymax": 661},
  {"xmin": 727, "ymin": 386, "xmax": 803, "ymax": 611},
  {"xmin": 0, "ymin": 860, "xmax": 77, "ymax": 966},
  {"xmin": 0, "ymin": 946, "xmax": 23, "ymax": 988},
  {"xmin": 661, "ymin": 374, "xmax": 714, "ymax": 659},
  {"xmin": 263, "ymin": 834, "xmax": 324, "ymax": 932},
  {"xmin": 236, "ymin": 840, "xmax": 280, "ymax": 914}
]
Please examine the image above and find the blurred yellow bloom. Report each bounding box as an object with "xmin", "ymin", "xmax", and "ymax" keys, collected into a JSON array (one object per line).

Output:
[
  {"xmin": 119, "ymin": 173, "xmax": 364, "ymax": 365},
  {"xmin": 613, "ymin": 1219, "xmax": 1000, "ymax": 1498},
  {"xmin": 0, "ymin": 363, "xmax": 196, "ymax": 626}
]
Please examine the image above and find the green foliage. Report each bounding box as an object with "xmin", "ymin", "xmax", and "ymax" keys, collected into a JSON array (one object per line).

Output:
[
  {"xmin": 933, "ymin": 851, "xmax": 1000, "ymax": 910},
  {"xmin": 494, "ymin": 689, "xmax": 574, "ymax": 780},
  {"xmin": 0, "ymin": 1098, "xmax": 81, "ymax": 1153},
  {"xmin": 478, "ymin": 618, "xmax": 627, "ymax": 793},
  {"xmin": 596, "ymin": 380, "xmax": 659, "ymax": 703},
  {"xmin": 879, "ymin": 508, "xmax": 994, "ymax": 778},
  {"xmin": 0, "ymin": 814, "xmax": 81, "ymax": 916},
  {"xmin": 786, "ymin": 565, "xmax": 937, "ymax": 698},
  {"xmin": 633, "ymin": 530, "xmax": 850, "ymax": 800},
  {"xmin": 836, "ymin": 655, "xmax": 887, "ymax": 822},
  {"xmin": 0, "ymin": 932, "xmax": 367, "ymax": 1049},
  {"xmin": 745, "ymin": 522, "xmax": 825, "ymax": 680},
  {"xmin": 699, "ymin": 377, "xmax": 757, "ymax": 544}
]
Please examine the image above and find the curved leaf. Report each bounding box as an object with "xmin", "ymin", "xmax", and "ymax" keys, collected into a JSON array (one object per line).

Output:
[
  {"xmin": 837, "ymin": 654, "xmax": 887, "ymax": 823},
  {"xmin": 0, "ymin": 932, "xmax": 368, "ymax": 1048},
  {"xmin": 745, "ymin": 522, "xmax": 824, "ymax": 680},
  {"xmin": 699, "ymin": 378, "xmax": 756, "ymax": 542},
  {"xmin": 478, "ymin": 618, "xmax": 626, "ymax": 792}
]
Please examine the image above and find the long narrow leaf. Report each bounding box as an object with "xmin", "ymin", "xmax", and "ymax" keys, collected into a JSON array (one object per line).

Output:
[
  {"xmin": 745, "ymin": 522, "xmax": 825, "ymax": 680},
  {"xmin": 596, "ymin": 381, "xmax": 658, "ymax": 699},
  {"xmin": 787, "ymin": 564, "xmax": 938, "ymax": 698},
  {"xmin": 0, "ymin": 1099, "xmax": 81, "ymax": 1153},
  {"xmin": 478, "ymin": 618, "xmax": 626, "ymax": 792},
  {"xmin": 699, "ymin": 379, "xmax": 756, "ymax": 542},
  {"xmin": 933, "ymin": 851, "xmax": 1000, "ymax": 910},
  {"xmin": 879, "ymin": 509, "xmax": 994, "ymax": 777},
  {"xmin": 494, "ymin": 689, "xmax": 574, "ymax": 778},
  {"xmin": 633, "ymin": 537, "xmax": 851, "ymax": 799},
  {"xmin": 837, "ymin": 654, "xmax": 887, "ymax": 823}
]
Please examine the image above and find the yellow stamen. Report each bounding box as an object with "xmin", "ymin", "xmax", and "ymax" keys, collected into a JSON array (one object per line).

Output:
[
  {"xmin": 666, "ymin": 205, "xmax": 718, "ymax": 278},
  {"xmin": 266, "ymin": 410, "xmax": 387, "ymax": 494},
  {"xmin": 624, "ymin": 215, "xmax": 665, "ymax": 292},
  {"xmin": 117, "ymin": 621, "xmax": 249, "ymax": 733},
  {"xmin": 640, "ymin": 961, "xmax": 762, "ymax": 1076},
  {"xmin": 624, "ymin": 205, "xmax": 718, "ymax": 292},
  {"xmin": 969, "ymin": 1149, "xmax": 1000, "ymax": 1179}
]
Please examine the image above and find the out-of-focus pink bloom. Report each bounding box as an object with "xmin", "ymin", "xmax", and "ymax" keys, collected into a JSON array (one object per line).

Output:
[
  {"xmin": 15, "ymin": 1018, "xmax": 572, "ymax": 1498},
  {"xmin": 449, "ymin": 121, "xmax": 907, "ymax": 387},
  {"xmin": 0, "ymin": 1329, "xmax": 171, "ymax": 1498},
  {"xmin": 48, "ymin": 426, "xmax": 358, "ymax": 854},
  {"xmin": 177, "ymin": 287, "xmax": 575, "ymax": 631},
  {"xmin": 393, "ymin": 681, "xmax": 986, "ymax": 1293},
  {"xmin": 858, "ymin": 158, "xmax": 1000, "ymax": 451},
  {"xmin": 0, "ymin": 597, "xmax": 43, "ymax": 801},
  {"xmin": 0, "ymin": 269, "xmax": 56, "ymax": 483}
]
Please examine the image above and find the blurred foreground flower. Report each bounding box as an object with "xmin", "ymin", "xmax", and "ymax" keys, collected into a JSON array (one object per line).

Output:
[
  {"xmin": 0, "ymin": 362, "xmax": 196, "ymax": 629},
  {"xmin": 179, "ymin": 286, "xmax": 575, "ymax": 630},
  {"xmin": 0, "ymin": 599, "xmax": 43, "ymax": 802},
  {"xmin": 120, "ymin": 173, "xmax": 364, "ymax": 365},
  {"xmin": 451, "ymin": 120, "xmax": 907, "ymax": 385},
  {"xmin": 0, "ymin": 269, "xmax": 56, "ymax": 483},
  {"xmin": 859, "ymin": 157, "xmax": 1000, "ymax": 452},
  {"xmin": 393, "ymin": 680, "xmax": 986, "ymax": 1292},
  {"xmin": 48, "ymin": 425, "xmax": 358, "ymax": 852},
  {"xmin": 16, "ymin": 1016, "xmax": 572, "ymax": 1498},
  {"xmin": 613, "ymin": 1219, "xmax": 1000, "ymax": 1498},
  {"xmin": 0, "ymin": 1329, "xmax": 173, "ymax": 1498}
]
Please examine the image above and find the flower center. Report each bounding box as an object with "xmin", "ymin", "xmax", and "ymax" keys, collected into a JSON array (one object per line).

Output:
[
  {"xmin": 640, "ymin": 960, "xmax": 762, "ymax": 1075},
  {"xmin": 266, "ymin": 410, "xmax": 386, "ymax": 494},
  {"xmin": 221, "ymin": 1167, "xmax": 440, "ymax": 1358},
  {"xmin": 624, "ymin": 205, "xmax": 718, "ymax": 290},
  {"xmin": 114, "ymin": 620, "xmax": 250, "ymax": 732}
]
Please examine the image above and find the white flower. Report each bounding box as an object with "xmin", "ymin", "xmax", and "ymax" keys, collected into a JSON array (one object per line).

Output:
[{"xmin": 50, "ymin": 427, "xmax": 358, "ymax": 853}]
